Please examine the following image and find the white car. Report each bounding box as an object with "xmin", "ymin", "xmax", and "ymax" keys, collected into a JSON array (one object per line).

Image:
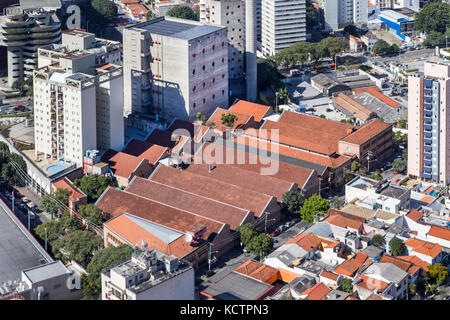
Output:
[
  {"xmin": 26, "ymin": 202, "xmax": 35, "ymax": 209},
  {"xmin": 22, "ymin": 197, "xmax": 29, "ymax": 203}
]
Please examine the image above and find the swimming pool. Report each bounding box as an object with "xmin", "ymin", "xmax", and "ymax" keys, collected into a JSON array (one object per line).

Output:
[
  {"xmin": 46, "ymin": 164, "xmax": 65, "ymax": 175},
  {"xmin": 427, "ymin": 190, "xmax": 439, "ymax": 197}
]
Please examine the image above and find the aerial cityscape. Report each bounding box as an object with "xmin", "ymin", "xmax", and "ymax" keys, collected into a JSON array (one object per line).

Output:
[{"xmin": 0, "ymin": 0, "xmax": 449, "ymax": 303}]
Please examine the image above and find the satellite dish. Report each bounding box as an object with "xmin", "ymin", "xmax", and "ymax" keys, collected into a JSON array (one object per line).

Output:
[{"xmin": 184, "ymin": 233, "xmax": 193, "ymax": 243}]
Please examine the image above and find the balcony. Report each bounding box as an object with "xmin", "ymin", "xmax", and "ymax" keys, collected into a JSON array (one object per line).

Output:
[
  {"xmin": 423, "ymin": 138, "xmax": 432, "ymax": 145},
  {"xmin": 420, "ymin": 172, "xmax": 432, "ymax": 180},
  {"xmin": 423, "ymin": 145, "xmax": 432, "ymax": 152},
  {"xmin": 423, "ymin": 96, "xmax": 432, "ymax": 103},
  {"xmin": 424, "ymin": 110, "xmax": 432, "ymax": 117},
  {"xmin": 424, "ymin": 131, "xmax": 432, "ymax": 138},
  {"xmin": 423, "ymin": 167, "xmax": 432, "ymax": 173},
  {"xmin": 423, "ymin": 79, "xmax": 433, "ymax": 88},
  {"xmin": 424, "ymin": 117, "xmax": 432, "ymax": 124},
  {"xmin": 424, "ymin": 103, "xmax": 432, "ymax": 110},
  {"xmin": 423, "ymin": 152, "xmax": 432, "ymax": 158},
  {"xmin": 423, "ymin": 159, "xmax": 432, "ymax": 166},
  {"xmin": 424, "ymin": 124, "xmax": 432, "ymax": 130},
  {"xmin": 423, "ymin": 88, "xmax": 432, "ymax": 96}
]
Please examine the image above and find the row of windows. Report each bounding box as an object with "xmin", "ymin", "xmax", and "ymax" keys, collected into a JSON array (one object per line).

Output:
[{"xmin": 192, "ymin": 90, "xmax": 226, "ymax": 109}]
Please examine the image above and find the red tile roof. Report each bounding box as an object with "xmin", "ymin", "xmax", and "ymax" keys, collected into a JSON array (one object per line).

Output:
[
  {"xmin": 229, "ymin": 100, "xmax": 272, "ymax": 122},
  {"xmin": 97, "ymin": 188, "xmax": 226, "ymax": 246},
  {"xmin": 300, "ymin": 282, "xmax": 331, "ymax": 300},
  {"xmin": 324, "ymin": 213, "xmax": 363, "ymax": 230},
  {"xmin": 379, "ymin": 255, "xmax": 420, "ymax": 275},
  {"xmin": 397, "ymin": 256, "xmax": 430, "ymax": 272},
  {"xmin": 404, "ymin": 238, "xmax": 443, "ymax": 258},
  {"xmin": 168, "ymin": 119, "xmax": 210, "ymax": 143},
  {"xmin": 355, "ymin": 274, "xmax": 389, "ymax": 292},
  {"xmin": 234, "ymin": 259, "xmax": 279, "ymax": 284},
  {"xmin": 125, "ymin": 176, "xmax": 250, "ymax": 230},
  {"xmin": 353, "ymin": 252, "xmax": 369, "ymax": 264},
  {"xmin": 419, "ymin": 195, "xmax": 435, "ymax": 204},
  {"xmin": 101, "ymin": 149, "xmax": 147, "ymax": 179},
  {"xmin": 428, "ymin": 225, "xmax": 450, "ymax": 241},
  {"xmin": 334, "ymin": 259, "xmax": 363, "ymax": 277},
  {"xmin": 126, "ymin": 4, "xmax": 148, "ymax": 17},
  {"xmin": 149, "ymin": 164, "xmax": 275, "ymax": 217},
  {"xmin": 405, "ymin": 209, "xmax": 424, "ymax": 222},
  {"xmin": 207, "ymin": 107, "xmax": 253, "ymax": 130},
  {"xmin": 286, "ymin": 233, "xmax": 340, "ymax": 251},
  {"xmin": 320, "ymin": 271, "xmax": 339, "ymax": 281},
  {"xmin": 145, "ymin": 128, "xmax": 177, "ymax": 148},
  {"xmin": 122, "ymin": 138, "xmax": 168, "ymax": 165},
  {"xmin": 53, "ymin": 177, "xmax": 86, "ymax": 203},
  {"xmin": 340, "ymin": 120, "xmax": 392, "ymax": 145}
]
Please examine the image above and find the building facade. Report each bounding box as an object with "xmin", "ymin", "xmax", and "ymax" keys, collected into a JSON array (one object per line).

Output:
[
  {"xmin": 319, "ymin": 0, "xmax": 368, "ymax": 31},
  {"xmin": 199, "ymin": 0, "xmax": 246, "ymax": 97},
  {"xmin": 408, "ymin": 61, "xmax": 450, "ymax": 184},
  {"xmin": 123, "ymin": 16, "xmax": 228, "ymax": 122},
  {"xmin": 261, "ymin": 0, "xmax": 306, "ymax": 56},
  {"xmin": 33, "ymin": 30, "xmax": 124, "ymax": 166},
  {"xmin": 0, "ymin": 6, "xmax": 61, "ymax": 86}
]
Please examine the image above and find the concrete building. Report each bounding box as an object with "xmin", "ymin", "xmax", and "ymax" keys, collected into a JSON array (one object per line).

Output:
[
  {"xmin": 408, "ymin": 61, "xmax": 450, "ymax": 184},
  {"xmin": 0, "ymin": 5, "xmax": 61, "ymax": 86},
  {"xmin": 377, "ymin": 8, "xmax": 416, "ymax": 41},
  {"xmin": 199, "ymin": 0, "xmax": 246, "ymax": 98},
  {"xmin": 318, "ymin": 0, "xmax": 368, "ymax": 31},
  {"xmin": 393, "ymin": 0, "xmax": 420, "ymax": 11},
  {"xmin": 33, "ymin": 30, "xmax": 124, "ymax": 166},
  {"xmin": 122, "ymin": 16, "xmax": 228, "ymax": 121},
  {"xmin": 101, "ymin": 249, "xmax": 195, "ymax": 300},
  {"xmin": 261, "ymin": 0, "xmax": 306, "ymax": 56}
]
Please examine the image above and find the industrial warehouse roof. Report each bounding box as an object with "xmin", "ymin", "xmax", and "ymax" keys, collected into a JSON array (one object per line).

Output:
[
  {"xmin": 22, "ymin": 261, "xmax": 69, "ymax": 284},
  {"xmin": 129, "ymin": 17, "xmax": 224, "ymax": 40},
  {"xmin": 125, "ymin": 176, "xmax": 251, "ymax": 230},
  {"xmin": 340, "ymin": 120, "xmax": 391, "ymax": 145},
  {"xmin": 201, "ymin": 271, "xmax": 274, "ymax": 300}
]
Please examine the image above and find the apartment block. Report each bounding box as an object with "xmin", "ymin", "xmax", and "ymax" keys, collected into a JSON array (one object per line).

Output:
[
  {"xmin": 408, "ymin": 61, "xmax": 450, "ymax": 184},
  {"xmin": 261, "ymin": 0, "xmax": 306, "ymax": 56},
  {"xmin": 33, "ymin": 30, "xmax": 124, "ymax": 166},
  {"xmin": 199, "ymin": 0, "xmax": 246, "ymax": 97},
  {"xmin": 318, "ymin": 0, "xmax": 368, "ymax": 31},
  {"xmin": 123, "ymin": 16, "xmax": 228, "ymax": 121},
  {"xmin": 0, "ymin": 6, "xmax": 61, "ymax": 86}
]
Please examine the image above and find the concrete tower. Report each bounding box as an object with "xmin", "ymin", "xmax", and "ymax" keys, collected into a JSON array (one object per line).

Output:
[{"xmin": 245, "ymin": 0, "xmax": 257, "ymax": 102}]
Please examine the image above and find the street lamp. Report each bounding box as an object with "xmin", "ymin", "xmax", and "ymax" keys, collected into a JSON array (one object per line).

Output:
[
  {"xmin": 264, "ymin": 213, "xmax": 276, "ymax": 233},
  {"xmin": 208, "ymin": 243, "xmax": 219, "ymax": 271},
  {"xmin": 275, "ymin": 92, "xmax": 279, "ymax": 113}
]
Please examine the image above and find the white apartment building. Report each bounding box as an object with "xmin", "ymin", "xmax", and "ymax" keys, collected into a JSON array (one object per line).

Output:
[
  {"xmin": 261, "ymin": 0, "xmax": 306, "ymax": 56},
  {"xmin": 33, "ymin": 30, "xmax": 124, "ymax": 166},
  {"xmin": 123, "ymin": 16, "xmax": 228, "ymax": 121},
  {"xmin": 408, "ymin": 61, "xmax": 450, "ymax": 185},
  {"xmin": 393, "ymin": 0, "xmax": 420, "ymax": 11},
  {"xmin": 101, "ymin": 249, "xmax": 195, "ymax": 300},
  {"xmin": 200, "ymin": 0, "xmax": 246, "ymax": 96},
  {"xmin": 319, "ymin": 0, "xmax": 368, "ymax": 32}
]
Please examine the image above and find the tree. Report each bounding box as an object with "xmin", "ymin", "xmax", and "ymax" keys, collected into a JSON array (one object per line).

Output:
[
  {"xmin": 392, "ymin": 158, "xmax": 406, "ymax": 173},
  {"xmin": 282, "ymin": 190, "xmax": 305, "ymax": 216},
  {"xmin": 257, "ymin": 58, "xmax": 282, "ymax": 91},
  {"xmin": 305, "ymin": 0, "xmax": 317, "ymax": 30},
  {"xmin": 40, "ymin": 188, "xmax": 71, "ymax": 219},
  {"xmin": 34, "ymin": 219, "xmax": 63, "ymax": 246},
  {"xmin": 278, "ymin": 87, "xmax": 290, "ymax": 104},
  {"xmin": 372, "ymin": 40, "xmax": 392, "ymax": 55},
  {"xmin": 389, "ymin": 237, "xmax": 405, "ymax": 256},
  {"xmin": 343, "ymin": 24, "xmax": 358, "ymax": 36},
  {"xmin": 402, "ymin": 148, "xmax": 407, "ymax": 161},
  {"xmin": 74, "ymin": 175, "xmax": 112, "ymax": 202},
  {"xmin": 351, "ymin": 160, "xmax": 360, "ymax": 173},
  {"xmin": 83, "ymin": 244, "xmax": 134, "ymax": 299},
  {"xmin": 319, "ymin": 37, "xmax": 349, "ymax": 57},
  {"xmin": 2, "ymin": 153, "xmax": 27, "ymax": 185},
  {"xmin": 167, "ymin": 5, "xmax": 196, "ymax": 20},
  {"xmin": 300, "ymin": 194, "xmax": 330, "ymax": 223},
  {"xmin": 91, "ymin": 0, "xmax": 117, "ymax": 21},
  {"xmin": 12, "ymin": 80, "xmax": 26, "ymax": 96},
  {"xmin": 247, "ymin": 233, "xmax": 272, "ymax": 258},
  {"xmin": 236, "ymin": 223, "xmax": 258, "ymax": 247},
  {"xmin": 52, "ymin": 230, "xmax": 102, "ymax": 266},
  {"xmin": 221, "ymin": 112, "xmax": 238, "ymax": 127},
  {"xmin": 332, "ymin": 196, "xmax": 345, "ymax": 209},
  {"xmin": 338, "ymin": 278, "xmax": 353, "ymax": 294},
  {"xmin": 368, "ymin": 170, "xmax": 383, "ymax": 181},
  {"xmin": 60, "ymin": 211, "xmax": 81, "ymax": 233},
  {"xmin": 372, "ymin": 234, "xmax": 386, "ymax": 248},
  {"xmin": 78, "ymin": 204, "xmax": 104, "ymax": 225},
  {"xmin": 423, "ymin": 31, "xmax": 446, "ymax": 47},
  {"xmin": 427, "ymin": 263, "xmax": 448, "ymax": 285},
  {"xmin": 145, "ymin": 10, "xmax": 156, "ymax": 21},
  {"xmin": 414, "ymin": 2, "xmax": 450, "ymax": 34}
]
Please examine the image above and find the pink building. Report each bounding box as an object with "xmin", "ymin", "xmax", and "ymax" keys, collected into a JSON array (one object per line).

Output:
[{"xmin": 408, "ymin": 61, "xmax": 450, "ymax": 184}]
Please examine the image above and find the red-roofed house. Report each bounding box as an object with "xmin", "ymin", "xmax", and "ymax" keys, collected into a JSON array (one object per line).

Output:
[
  {"xmin": 296, "ymin": 282, "xmax": 331, "ymax": 300},
  {"xmin": 319, "ymin": 271, "xmax": 343, "ymax": 288},
  {"xmin": 427, "ymin": 225, "xmax": 450, "ymax": 248},
  {"xmin": 51, "ymin": 177, "xmax": 87, "ymax": 213},
  {"xmin": 404, "ymin": 238, "xmax": 444, "ymax": 265},
  {"xmin": 234, "ymin": 259, "xmax": 280, "ymax": 284},
  {"xmin": 229, "ymin": 100, "xmax": 272, "ymax": 123},
  {"xmin": 379, "ymin": 255, "xmax": 422, "ymax": 283}
]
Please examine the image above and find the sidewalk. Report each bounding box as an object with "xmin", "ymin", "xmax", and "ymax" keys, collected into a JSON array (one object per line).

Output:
[{"xmin": 14, "ymin": 185, "xmax": 52, "ymax": 223}]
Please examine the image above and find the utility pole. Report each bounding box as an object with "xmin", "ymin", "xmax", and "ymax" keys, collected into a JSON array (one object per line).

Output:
[
  {"xmin": 44, "ymin": 227, "xmax": 47, "ymax": 251},
  {"xmin": 275, "ymin": 92, "xmax": 279, "ymax": 113},
  {"xmin": 28, "ymin": 210, "xmax": 30, "ymax": 231},
  {"xmin": 12, "ymin": 192, "xmax": 14, "ymax": 213}
]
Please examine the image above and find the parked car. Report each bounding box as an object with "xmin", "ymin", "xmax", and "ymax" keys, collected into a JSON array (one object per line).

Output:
[
  {"xmin": 278, "ymin": 225, "xmax": 287, "ymax": 232},
  {"xmin": 270, "ymin": 229, "xmax": 280, "ymax": 237},
  {"xmin": 22, "ymin": 197, "xmax": 29, "ymax": 203},
  {"xmin": 286, "ymin": 220, "xmax": 295, "ymax": 228},
  {"xmin": 26, "ymin": 202, "xmax": 35, "ymax": 209}
]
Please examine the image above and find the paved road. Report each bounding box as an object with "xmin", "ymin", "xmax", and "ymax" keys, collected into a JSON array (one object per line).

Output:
[{"xmin": 0, "ymin": 202, "xmax": 47, "ymax": 284}]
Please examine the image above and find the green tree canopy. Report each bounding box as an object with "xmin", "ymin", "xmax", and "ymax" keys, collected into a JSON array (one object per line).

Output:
[
  {"xmin": 332, "ymin": 196, "xmax": 345, "ymax": 209},
  {"xmin": 40, "ymin": 188, "xmax": 71, "ymax": 219},
  {"xmin": 427, "ymin": 263, "xmax": 448, "ymax": 285},
  {"xmin": 282, "ymin": 190, "xmax": 305, "ymax": 216},
  {"xmin": 368, "ymin": 170, "xmax": 383, "ymax": 181},
  {"xmin": 351, "ymin": 160, "xmax": 360, "ymax": 173},
  {"xmin": 257, "ymin": 58, "xmax": 282, "ymax": 91},
  {"xmin": 236, "ymin": 223, "xmax": 258, "ymax": 247},
  {"xmin": 52, "ymin": 230, "xmax": 102, "ymax": 267},
  {"xmin": 343, "ymin": 24, "xmax": 358, "ymax": 36},
  {"xmin": 34, "ymin": 219, "xmax": 64, "ymax": 246},
  {"xmin": 372, "ymin": 40, "xmax": 392, "ymax": 55},
  {"xmin": 423, "ymin": 30, "xmax": 446, "ymax": 47},
  {"xmin": 78, "ymin": 204, "xmax": 104, "ymax": 225},
  {"xmin": 221, "ymin": 112, "xmax": 238, "ymax": 127},
  {"xmin": 146, "ymin": 10, "xmax": 156, "ymax": 20},
  {"xmin": 389, "ymin": 237, "xmax": 405, "ymax": 256},
  {"xmin": 300, "ymin": 194, "xmax": 330, "ymax": 223},
  {"xmin": 247, "ymin": 233, "xmax": 272, "ymax": 258},
  {"xmin": 338, "ymin": 278, "xmax": 354, "ymax": 294},
  {"xmin": 91, "ymin": 0, "xmax": 117, "ymax": 21},
  {"xmin": 372, "ymin": 234, "xmax": 386, "ymax": 248},
  {"xmin": 167, "ymin": 5, "xmax": 196, "ymax": 20},
  {"xmin": 414, "ymin": 2, "xmax": 450, "ymax": 34},
  {"xmin": 83, "ymin": 244, "xmax": 134, "ymax": 299},
  {"xmin": 305, "ymin": 0, "xmax": 317, "ymax": 29},
  {"xmin": 2, "ymin": 152, "xmax": 27, "ymax": 185},
  {"xmin": 392, "ymin": 158, "xmax": 406, "ymax": 172},
  {"xmin": 74, "ymin": 175, "xmax": 112, "ymax": 202}
]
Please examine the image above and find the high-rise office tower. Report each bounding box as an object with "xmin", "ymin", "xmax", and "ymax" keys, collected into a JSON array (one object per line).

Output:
[
  {"xmin": 261, "ymin": 0, "xmax": 306, "ymax": 57},
  {"xmin": 123, "ymin": 16, "xmax": 228, "ymax": 121},
  {"xmin": 408, "ymin": 61, "xmax": 450, "ymax": 184},
  {"xmin": 33, "ymin": 29, "xmax": 124, "ymax": 166}
]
